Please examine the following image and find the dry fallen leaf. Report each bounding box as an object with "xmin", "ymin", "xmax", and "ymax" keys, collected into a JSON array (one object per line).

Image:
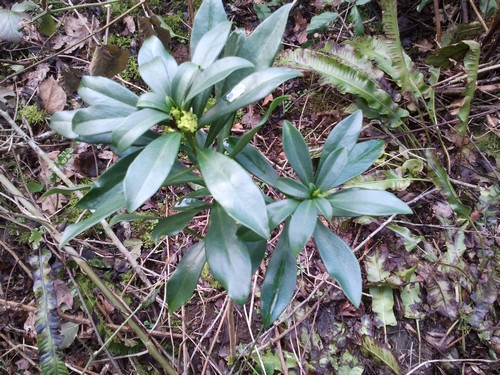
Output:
[
  {"xmin": 89, "ymin": 44, "xmax": 129, "ymax": 78},
  {"xmin": 54, "ymin": 279, "xmax": 74, "ymax": 310},
  {"xmin": 39, "ymin": 76, "xmax": 67, "ymax": 113}
]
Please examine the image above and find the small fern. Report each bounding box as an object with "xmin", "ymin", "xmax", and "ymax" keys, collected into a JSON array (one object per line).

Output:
[
  {"xmin": 29, "ymin": 250, "xmax": 69, "ymax": 375},
  {"xmin": 284, "ymin": 48, "xmax": 408, "ymax": 126}
]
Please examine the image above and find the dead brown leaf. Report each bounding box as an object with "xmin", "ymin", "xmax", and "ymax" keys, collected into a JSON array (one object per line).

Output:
[
  {"xmin": 51, "ymin": 15, "xmax": 99, "ymax": 52},
  {"xmin": 54, "ymin": 279, "xmax": 74, "ymax": 309},
  {"xmin": 39, "ymin": 76, "xmax": 67, "ymax": 113},
  {"xmin": 89, "ymin": 44, "xmax": 129, "ymax": 78},
  {"xmin": 122, "ymin": 15, "xmax": 136, "ymax": 35}
]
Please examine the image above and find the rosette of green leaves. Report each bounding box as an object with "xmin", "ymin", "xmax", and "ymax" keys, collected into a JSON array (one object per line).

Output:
[
  {"xmin": 224, "ymin": 110, "xmax": 412, "ymax": 326},
  {"xmin": 50, "ymin": 0, "xmax": 300, "ymax": 248}
]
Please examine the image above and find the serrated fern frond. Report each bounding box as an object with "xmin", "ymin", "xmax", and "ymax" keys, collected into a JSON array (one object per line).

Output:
[
  {"xmin": 284, "ymin": 48, "xmax": 408, "ymax": 126},
  {"xmin": 29, "ymin": 250, "xmax": 69, "ymax": 375}
]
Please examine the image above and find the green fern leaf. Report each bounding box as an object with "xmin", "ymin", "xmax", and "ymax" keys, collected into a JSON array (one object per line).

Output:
[
  {"xmin": 457, "ymin": 41, "xmax": 480, "ymax": 133},
  {"xmin": 284, "ymin": 49, "xmax": 408, "ymax": 125},
  {"xmin": 29, "ymin": 250, "xmax": 70, "ymax": 375}
]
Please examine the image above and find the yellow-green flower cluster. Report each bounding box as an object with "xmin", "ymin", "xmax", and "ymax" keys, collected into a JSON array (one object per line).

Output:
[{"xmin": 170, "ymin": 108, "xmax": 198, "ymax": 134}]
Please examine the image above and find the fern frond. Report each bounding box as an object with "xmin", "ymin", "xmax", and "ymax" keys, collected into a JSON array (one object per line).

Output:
[
  {"xmin": 284, "ymin": 49, "xmax": 408, "ymax": 126},
  {"xmin": 380, "ymin": 0, "xmax": 410, "ymax": 92},
  {"xmin": 457, "ymin": 41, "xmax": 480, "ymax": 134},
  {"xmin": 30, "ymin": 250, "xmax": 70, "ymax": 375},
  {"xmin": 321, "ymin": 42, "xmax": 385, "ymax": 82}
]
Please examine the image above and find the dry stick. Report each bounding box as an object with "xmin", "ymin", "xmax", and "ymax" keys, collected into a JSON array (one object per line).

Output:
[
  {"xmin": 433, "ymin": 0, "xmax": 442, "ymax": 43},
  {"xmin": 405, "ymin": 358, "xmax": 499, "ymax": 375},
  {"xmin": 0, "ymin": 173, "xmax": 177, "ymax": 375},
  {"xmin": 0, "ymin": 109, "xmax": 152, "ymax": 288},
  {"xmin": 227, "ymin": 300, "xmax": 236, "ymax": 363},
  {"xmin": 0, "ymin": 0, "xmax": 146, "ymax": 84},
  {"xmin": 0, "ymin": 239, "xmax": 33, "ymax": 277},
  {"xmin": 467, "ymin": 0, "xmax": 489, "ymax": 32},
  {"xmin": 0, "ymin": 298, "xmax": 183, "ymax": 339},
  {"xmin": 435, "ymin": 63, "xmax": 500, "ymax": 87}
]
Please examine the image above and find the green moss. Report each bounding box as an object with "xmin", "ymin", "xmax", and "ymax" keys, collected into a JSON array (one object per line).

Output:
[
  {"xmin": 131, "ymin": 214, "xmax": 159, "ymax": 249},
  {"xmin": 18, "ymin": 105, "xmax": 45, "ymax": 125},
  {"xmin": 201, "ymin": 263, "xmax": 221, "ymax": 289},
  {"xmin": 475, "ymin": 131, "xmax": 500, "ymax": 164}
]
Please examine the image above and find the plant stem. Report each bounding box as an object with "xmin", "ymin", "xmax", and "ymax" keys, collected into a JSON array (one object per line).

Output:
[{"xmin": 228, "ymin": 300, "xmax": 236, "ymax": 363}]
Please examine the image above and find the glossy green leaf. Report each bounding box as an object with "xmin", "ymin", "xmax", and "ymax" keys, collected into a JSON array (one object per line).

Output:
[
  {"xmin": 224, "ymin": 138, "xmax": 279, "ymax": 186},
  {"xmin": 282, "ymin": 121, "xmax": 313, "ymax": 185},
  {"xmin": 261, "ymin": 231, "xmax": 296, "ymax": 327},
  {"xmin": 192, "ymin": 21, "xmax": 232, "ymax": 69},
  {"xmin": 139, "ymin": 57, "xmax": 173, "ymax": 97},
  {"xmin": 288, "ymin": 200, "xmax": 318, "ymax": 255},
  {"xmin": 109, "ymin": 213, "xmax": 159, "ymax": 227},
  {"xmin": 137, "ymin": 92, "xmax": 170, "ymax": 112},
  {"xmin": 331, "ymin": 140, "xmax": 384, "ymax": 187},
  {"xmin": 59, "ymin": 190, "xmax": 126, "ymax": 248},
  {"xmin": 307, "ymin": 12, "xmax": 338, "ymax": 34},
  {"xmin": 312, "ymin": 197, "xmax": 332, "ymax": 220},
  {"xmin": 275, "ymin": 177, "xmax": 310, "ymax": 199},
  {"xmin": 200, "ymin": 68, "xmax": 301, "ymax": 126},
  {"xmin": 78, "ymin": 76, "xmax": 138, "ymax": 109},
  {"xmin": 190, "ymin": 0, "xmax": 227, "ymax": 55},
  {"xmin": 186, "ymin": 57, "xmax": 254, "ymax": 102},
  {"xmin": 314, "ymin": 220, "xmax": 361, "ymax": 307},
  {"xmin": 124, "ymin": 132, "xmax": 181, "ymax": 211},
  {"xmin": 167, "ymin": 241, "xmax": 206, "ymax": 311},
  {"xmin": 72, "ymin": 105, "xmax": 136, "ymax": 136},
  {"xmin": 112, "ymin": 108, "xmax": 170, "ymax": 152},
  {"xmin": 227, "ymin": 96, "xmax": 289, "ymax": 157},
  {"xmin": 138, "ymin": 36, "xmax": 178, "ymax": 96},
  {"xmin": 315, "ymin": 147, "xmax": 349, "ymax": 191},
  {"xmin": 349, "ymin": 5, "xmax": 364, "ymax": 35},
  {"xmin": 328, "ymin": 188, "xmax": 412, "ymax": 216},
  {"xmin": 319, "ymin": 110, "xmax": 362, "ymax": 170},
  {"xmin": 171, "ymin": 62, "xmax": 200, "ymax": 108},
  {"xmin": 163, "ymin": 160, "xmax": 204, "ymax": 186},
  {"xmin": 237, "ymin": 3, "xmax": 293, "ymax": 71},
  {"xmin": 246, "ymin": 239, "xmax": 267, "ymax": 274},
  {"xmin": 205, "ymin": 205, "xmax": 252, "ymax": 304},
  {"xmin": 152, "ymin": 209, "xmax": 200, "ymax": 240},
  {"xmin": 198, "ymin": 148, "xmax": 270, "ymax": 239},
  {"xmin": 50, "ymin": 110, "xmax": 78, "ymax": 139},
  {"xmin": 267, "ymin": 199, "xmax": 300, "ymax": 230},
  {"xmin": 77, "ymin": 151, "xmax": 140, "ymax": 209}
]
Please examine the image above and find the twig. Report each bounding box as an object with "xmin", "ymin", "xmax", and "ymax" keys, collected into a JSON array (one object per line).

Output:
[
  {"xmin": 0, "ymin": 109, "xmax": 152, "ymax": 288},
  {"xmin": 0, "ymin": 239, "xmax": 32, "ymax": 278},
  {"xmin": 433, "ymin": 0, "xmax": 442, "ymax": 43},
  {"xmin": 435, "ymin": 63, "xmax": 500, "ymax": 87},
  {"xmin": 0, "ymin": 298, "xmax": 183, "ymax": 339},
  {"xmin": 467, "ymin": 0, "xmax": 489, "ymax": 32},
  {"xmin": 406, "ymin": 358, "xmax": 499, "ymax": 375},
  {"xmin": 0, "ymin": 173, "xmax": 177, "ymax": 374}
]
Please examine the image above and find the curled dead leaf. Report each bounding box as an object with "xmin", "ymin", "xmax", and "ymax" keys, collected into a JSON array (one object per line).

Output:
[{"xmin": 39, "ymin": 76, "xmax": 66, "ymax": 113}]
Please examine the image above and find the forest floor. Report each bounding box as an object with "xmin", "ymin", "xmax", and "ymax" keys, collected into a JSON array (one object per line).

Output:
[{"xmin": 0, "ymin": 0, "xmax": 499, "ymax": 374}]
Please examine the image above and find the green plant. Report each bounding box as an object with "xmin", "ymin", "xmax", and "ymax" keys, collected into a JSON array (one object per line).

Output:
[
  {"xmin": 29, "ymin": 250, "xmax": 70, "ymax": 375},
  {"xmin": 19, "ymin": 104, "xmax": 46, "ymax": 125},
  {"xmin": 49, "ymin": 0, "xmax": 411, "ymax": 326}
]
